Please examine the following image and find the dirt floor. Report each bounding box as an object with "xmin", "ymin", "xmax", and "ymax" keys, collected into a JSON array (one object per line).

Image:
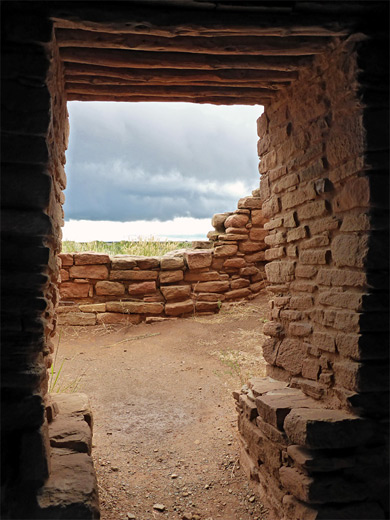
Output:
[{"xmin": 54, "ymin": 291, "xmax": 271, "ymax": 520}]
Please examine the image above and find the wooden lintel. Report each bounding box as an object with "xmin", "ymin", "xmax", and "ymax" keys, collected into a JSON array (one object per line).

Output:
[
  {"xmin": 55, "ymin": 28, "xmax": 333, "ymax": 56},
  {"xmin": 67, "ymin": 93, "xmax": 271, "ymax": 106},
  {"xmin": 65, "ymin": 82, "xmax": 274, "ymax": 99},
  {"xmin": 64, "ymin": 63, "xmax": 299, "ymax": 83},
  {"xmin": 60, "ymin": 48, "xmax": 312, "ymax": 71},
  {"xmin": 50, "ymin": 5, "xmax": 351, "ymax": 38},
  {"xmin": 65, "ymin": 75, "xmax": 289, "ymax": 90}
]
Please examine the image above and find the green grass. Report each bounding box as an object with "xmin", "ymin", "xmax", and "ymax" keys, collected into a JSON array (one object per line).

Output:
[{"xmin": 61, "ymin": 238, "xmax": 192, "ymax": 256}]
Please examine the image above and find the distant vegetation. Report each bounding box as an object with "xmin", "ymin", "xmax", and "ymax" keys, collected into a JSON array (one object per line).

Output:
[{"xmin": 61, "ymin": 238, "xmax": 192, "ymax": 256}]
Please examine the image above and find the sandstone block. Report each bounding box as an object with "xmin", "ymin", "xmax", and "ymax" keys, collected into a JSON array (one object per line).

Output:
[
  {"xmin": 249, "ymin": 228, "xmax": 268, "ymax": 242},
  {"xmin": 251, "ymin": 209, "xmax": 268, "ymax": 226},
  {"xmin": 193, "ymin": 281, "xmax": 229, "ymax": 293},
  {"xmin": 96, "ymin": 313, "xmax": 141, "ymax": 325},
  {"xmin": 161, "ymin": 285, "xmax": 191, "ymax": 301},
  {"xmin": 160, "ymin": 256, "xmax": 185, "ymax": 270},
  {"xmin": 256, "ymin": 388, "xmax": 317, "ymax": 430},
  {"xmin": 95, "ymin": 281, "xmax": 125, "ymax": 296},
  {"xmin": 265, "ymin": 247, "xmax": 284, "ymax": 260},
  {"xmin": 283, "ymin": 211, "xmax": 298, "ymax": 228},
  {"xmin": 197, "ymin": 293, "xmax": 224, "ymax": 302},
  {"xmin": 111, "ymin": 256, "xmax": 137, "ymax": 270},
  {"xmin": 331, "ymin": 234, "xmax": 369, "ymax": 268},
  {"xmin": 263, "ymin": 321, "xmax": 284, "ymax": 337},
  {"xmin": 69, "ymin": 265, "xmax": 108, "ymax": 280},
  {"xmin": 250, "ymin": 281, "xmax": 266, "ymax": 293},
  {"xmin": 240, "ymin": 266, "xmax": 259, "ymax": 276},
  {"xmin": 301, "ymin": 357, "xmax": 320, "ymax": 380},
  {"xmin": 289, "ymin": 322, "xmax": 312, "ymax": 336},
  {"xmin": 340, "ymin": 213, "xmax": 370, "ymax": 232},
  {"xmin": 225, "ymin": 226, "xmax": 249, "ymax": 235},
  {"xmin": 58, "ymin": 312, "xmax": 96, "ymax": 326},
  {"xmin": 224, "ymin": 288, "xmax": 251, "ymax": 300},
  {"xmin": 184, "ymin": 271, "xmax": 220, "ymax": 282},
  {"xmin": 36, "ymin": 448, "xmax": 99, "ymax": 519},
  {"xmin": 231, "ymin": 278, "xmax": 250, "ymax": 290},
  {"xmin": 184, "ymin": 250, "xmax": 212, "ymax": 270},
  {"xmin": 279, "ymin": 465, "xmax": 368, "ymax": 504},
  {"xmin": 132, "ymin": 256, "xmax": 160, "ymax": 269},
  {"xmin": 49, "ymin": 415, "xmax": 91, "ymax": 454},
  {"xmin": 218, "ymin": 233, "xmax": 247, "ymax": 241},
  {"xmin": 318, "ymin": 290, "xmax": 362, "ymax": 310},
  {"xmin": 287, "ymin": 226, "xmax": 307, "ymax": 242},
  {"xmin": 284, "ymin": 408, "xmax": 373, "ymax": 449},
  {"xmin": 301, "ymin": 235, "xmax": 330, "ymax": 250},
  {"xmin": 59, "ymin": 253, "xmax": 73, "ymax": 266},
  {"xmin": 213, "ymin": 244, "xmax": 238, "ymax": 257},
  {"xmin": 225, "ymin": 213, "xmax": 249, "ymax": 228},
  {"xmin": 287, "ymin": 445, "xmax": 356, "ymax": 473},
  {"xmin": 223, "ymin": 258, "xmax": 246, "ymax": 269},
  {"xmin": 74, "ymin": 252, "xmax": 109, "ymax": 265},
  {"xmin": 295, "ymin": 265, "xmax": 317, "ymax": 278},
  {"xmin": 312, "ymin": 332, "xmax": 336, "ymax": 352},
  {"xmin": 60, "ymin": 269, "xmax": 69, "ymax": 282},
  {"xmin": 273, "ymin": 173, "xmax": 299, "ymax": 193},
  {"xmin": 265, "ymin": 261, "xmax": 295, "ymax": 283},
  {"xmin": 110, "ymin": 270, "xmax": 158, "ymax": 281},
  {"xmin": 160, "ymin": 270, "xmax": 184, "ymax": 284},
  {"xmin": 244, "ymin": 251, "xmax": 266, "ymax": 263},
  {"xmin": 239, "ymin": 240, "xmax": 265, "ymax": 253},
  {"xmin": 59, "ymin": 283, "xmax": 90, "ymax": 299},
  {"xmin": 238, "ymin": 196, "xmax": 262, "ymax": 209},
  {"xmin": 165, "ymin": 299, "xmax": 194, "ymax": 316},
  {"xmin": 333, "ymin": 177, "xmax": 370, "ymax": 212},
  {"xmin": 79, "ymin": 303, "xmax": 106, "ymax": 313},
  {"xmin": 248, "ymin": 376, "xmax": 287, "ymax": 397},
  {"xmin": 289, "ymin": 296, "xmax": 313, "ymax": 309},
  {"xmin": 195, "ymin": 301, "xmax": 220, "ymax": 313},
  {"xmin": 262, "ymin": 196, "xmax": 280, "ymax": 218},
  {"xmin": 276, "ymin": 338, "xmax": 305, "ymax": 375},
  {"xmin": 297, "ymin": 200, "xmax": 328, "ymax": 220},
  {"xmin": 300, "ymin": 250, "xmax": 328, "ymax": 265},
  {"xmin": 264, "ymin": 217, "xmax": 283, "ymax": 230},
  {"xmin": 316, "ymin": 268, "xmax": 365, "ymax": 287},
  {"xmin": 309, "ymin": 216, "xmax": 340, "ymax": 235},
  {"xmin": 281, "ymin": 184, "xmax": 316, "ymax": 211},
  {"xmin": 212, "ymin": 212, "xmax": 231, "ymax": 232},
  {"xmin": 264, "ymin": 231, "xmax": 284, "ymax": 247},
  {"xmin": 128, "ymin": 281, "xmax": 156, "ymax": 296},
  {"xmin": 106, "ymin": 301, "xmax": 164, "ymax": 314}
]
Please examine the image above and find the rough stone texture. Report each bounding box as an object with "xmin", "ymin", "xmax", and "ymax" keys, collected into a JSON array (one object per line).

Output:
[{"xmin": 95, "ymin": 281, "xmax": 125, "ymax": 296}]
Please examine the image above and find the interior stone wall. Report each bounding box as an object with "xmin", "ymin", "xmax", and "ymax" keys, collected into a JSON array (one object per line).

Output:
[
  {"xmin": 236, "ymin": 36, "xmax": 389, "ymax": 520},
  {"xmin": 57, "ymin": 196, "xmax": 268, "ymax": 325}
]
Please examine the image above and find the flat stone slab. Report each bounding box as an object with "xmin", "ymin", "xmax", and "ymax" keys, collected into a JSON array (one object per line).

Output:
[
  {"xmin": 49, "ymin": 415, "xmax": 92, "ymax": 455},
  {"xmin": 255, "ymin": 388, "xmax": 320, "ymax": 430},
  {"xmin": 51, "ymin": 393, "xmax": 93, "ymax": 429},
  {"xmin": 287, "ymin": 445, "xmax": 356, "ymax": 473},
  {"xmin": 36, "ymin": 448, "xmax": 100, "ymax": 519},
  {"xmin": 247, "ymin": 376, "xmax": 288, "ymax": 397},
  {"xmin": 284, "ymin": 408, "xmax": 374, "ymax": 449}
]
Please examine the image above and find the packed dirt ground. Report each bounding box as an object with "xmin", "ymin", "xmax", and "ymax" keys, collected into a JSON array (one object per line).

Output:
[{"xmin": 54, "ymin": 291, "xmax": 271, "ymax": 520}]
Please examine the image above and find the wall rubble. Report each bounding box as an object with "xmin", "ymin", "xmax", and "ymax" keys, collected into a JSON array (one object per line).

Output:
[
  {"xmin": 236, "ymin": 37, "xmax": 389, "ymax": 520},
  {"xmin": 57, "ymin": 195, "xmax": 269, "ymax": 324}
]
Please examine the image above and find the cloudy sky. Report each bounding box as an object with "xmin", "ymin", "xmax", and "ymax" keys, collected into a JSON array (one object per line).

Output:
[{"xmin": 63, "ymin": 101, "xmax": 263, "ymax": 241}]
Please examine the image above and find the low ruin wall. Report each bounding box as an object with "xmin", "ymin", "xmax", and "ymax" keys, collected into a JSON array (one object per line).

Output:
[{"xmin": 57, "ymin": 195, "xmax": 269, "ymax": 325}]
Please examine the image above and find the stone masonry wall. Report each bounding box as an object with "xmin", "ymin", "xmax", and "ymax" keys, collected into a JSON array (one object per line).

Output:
[
  {"xmin": 57, "ymin": 195, "xmax": 268, "ymax": 325},
  {"xmin": 236, "ymin": 37, "xmax": 389, "ymax": 520},
  {"xmin": 1, "ymin": 8, "xmax": 99, "ymax": 517}
]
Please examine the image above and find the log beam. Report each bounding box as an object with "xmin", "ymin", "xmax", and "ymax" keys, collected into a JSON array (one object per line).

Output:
[
  {"xmin": 50, "ymin": 5, "xmax": 351, "ymax": 37},
  {"xmin": 60, "ymin": 48, "xmax": 312, "ymax": 71},
  {"xmin": 65, "ymin": 82, "xmax": 274, "ymax": 99},
  {"xmin": 64, "ymin": 63, "xmax": 299, "ymax": 84},
  {"xmin": 56, "ymin": 29, "xmax": 334, "ymax": 56},
  {"xmin": 67, "ymin": 93, "xmax": 271, "ymax": 105},
  {"xmin": 65, "ymin": 75, "xmax": 289, "ymax": 90}
]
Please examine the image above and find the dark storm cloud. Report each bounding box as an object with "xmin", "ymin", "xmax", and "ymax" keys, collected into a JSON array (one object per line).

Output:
[{"xmin": 64, "ymin": 101, "xmax": 263, "ymax": 221}]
